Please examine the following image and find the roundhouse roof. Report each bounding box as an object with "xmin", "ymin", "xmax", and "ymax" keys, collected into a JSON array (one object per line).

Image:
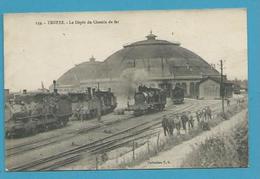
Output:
[{"xmin": 57, "ymin": 33, "xmax": 220, "ymax": 85}]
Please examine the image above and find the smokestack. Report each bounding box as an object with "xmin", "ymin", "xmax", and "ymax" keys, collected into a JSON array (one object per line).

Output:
[
  {"xmin": 53, "ymin": 80, "xmax": 58, "ymax": 93},
  {"xmin": 87, "ymin": 87, "xmax": 92, "ymax": 99},
  {"xmin": 97, "ymin": 82, "xmax": 100, "ymax": 91},
  {"xmin": 23, "ymin": 89, "xmax": 27, "ymax": 94}
]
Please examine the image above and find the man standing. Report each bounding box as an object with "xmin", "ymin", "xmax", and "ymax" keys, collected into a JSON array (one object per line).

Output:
[
  {"xmin": 174, "ymin": 114, "xmax": 181, "ymax": 135},
  {"xmin": 162, "ymin": 116, "xmax": 169, "ymax": 136},
  {"xmin": 188, "ymin": 112, "xmax": 194, "ymax": 129},
  {"xmin": 196, "ymin": 111, "xmax": 201, "ymax": 124},
  {"xmin": 168, "ymin": 117, "xmax": 175, "ymax": 136},
  {"xmin": 202, "ymin": 107, "xmax": 210, "ymax": 130},
  {"xmin": 206, "ymin": 106, "xmax": 212, "ymax": 120},
  {"xmin": 181, "ymin": 112, "xmax": 189, "ymax": 132}
]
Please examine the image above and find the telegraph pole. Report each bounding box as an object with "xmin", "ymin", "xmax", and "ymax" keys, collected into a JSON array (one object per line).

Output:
[
  {"xmin": 96, "ymin": 82, "xmax": 102, "ymax": 122},
  {"xmin": 220, "ymin": 60, "xmax": 225, "ymax": 115}
]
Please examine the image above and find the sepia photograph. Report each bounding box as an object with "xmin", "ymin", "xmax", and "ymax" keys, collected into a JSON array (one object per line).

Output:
[{"xmin": 4, "ymin": 9, "xmax": 248, "ymax": 171}]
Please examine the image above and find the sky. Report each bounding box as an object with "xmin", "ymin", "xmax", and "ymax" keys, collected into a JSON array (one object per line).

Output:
[{"xmin": 4, "ymin": 8, "xmax": 247, "ymax": 91}]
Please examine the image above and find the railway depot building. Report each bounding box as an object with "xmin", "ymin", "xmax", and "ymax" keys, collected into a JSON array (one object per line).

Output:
[
  {"xmin": 54, "ymin": 33, "xmax": 233, "ymax": 99},
  {"xmin": 199, "ymin": 77, "xmax": 233, "ymax": 99}
]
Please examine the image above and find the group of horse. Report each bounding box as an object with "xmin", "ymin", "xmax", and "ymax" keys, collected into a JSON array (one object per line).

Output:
[{"xmin": 161, "ymin": 106, "xmax": 213, "ymax": 136}]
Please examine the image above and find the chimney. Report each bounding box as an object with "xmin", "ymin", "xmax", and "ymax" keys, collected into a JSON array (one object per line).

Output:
[
  {"xmin": 53, "ymin": 80, "xmax": 58, "ymax": 94},
  {"xmin": 23, "ymin": 89, "xmax": 27, "ymax": 94},
  {"xmin": 87, "ymin": 87, "xmax": 92, "ymax": 99},
  {"xmin": 53, "ymin": 80, "xmax": 56, "ymax": 89},
  {"xmin": 108, "ymin": 88, "xmax": 111, "ymax": 92}
]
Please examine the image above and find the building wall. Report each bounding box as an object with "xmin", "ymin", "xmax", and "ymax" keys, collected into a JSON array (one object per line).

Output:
[
  {"xmin": 199, "ymin": 79, "xmax": 220, "ymax": 99},
  {"xmin": 55, "ymin": 78, "xmax": 226, "ymax": 100},
  {"xmin": 78, "ymin": 79, "xmax": 203, "ymax": 98}
]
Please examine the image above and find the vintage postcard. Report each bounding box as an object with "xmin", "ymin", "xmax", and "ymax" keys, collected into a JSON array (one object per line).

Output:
[{"xmin": 4, "ymin": 9, "xmax": 248, "ymax": 171}]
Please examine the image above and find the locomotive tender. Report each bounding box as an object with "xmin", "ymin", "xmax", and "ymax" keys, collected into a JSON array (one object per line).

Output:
[
  {"xmin": 127, "ymin": 85, "xmax": 167, "ymax": 116},
  {"xmin": 69, "ymin": 87, "xmax": 117, "ymax": 120}
]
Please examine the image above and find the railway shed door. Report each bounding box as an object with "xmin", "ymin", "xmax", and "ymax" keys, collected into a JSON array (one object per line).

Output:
[{"xmin": 199, "ymin": 79, "xmax": 220, "ymax": 99}]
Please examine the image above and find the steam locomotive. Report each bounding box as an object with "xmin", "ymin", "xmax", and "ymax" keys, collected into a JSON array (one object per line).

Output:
[
  {"xmin": 69, "ymin": 87, "xmax": 117, "ymax": 120},
  {"xmin": 171, "ymin": 86, "xmax": 185, "ymax": 104},
  {"xmin": 127, "ymin": 85, "xmax": 167, "ymax": 116},
  {"xmin": 5, "ymin": 90, "xmax": 72, "ymax": 138}
]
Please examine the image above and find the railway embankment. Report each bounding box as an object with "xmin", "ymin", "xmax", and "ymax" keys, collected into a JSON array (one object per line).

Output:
[
  {"xmin": 181, "ymin": 110, "xmax": 248, "ymax": 168},
  {"xmin": 100, "ymin": 101, "xmax": 247, "ymax": 169}
]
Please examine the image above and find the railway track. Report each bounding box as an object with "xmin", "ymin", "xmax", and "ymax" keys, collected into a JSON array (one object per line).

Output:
[
  {"xmin": 90, "ymin": 100, "xmax": 225, "ymax": 156},
  {"xmin": 9, "ymin": 121, "xmax": 159, "ymax": 171},
  {"xmin": 8, "ymin": 100, "xmax": 220, "ymax": 171},
  {"xmin": 6, "ymin": 112, "xmax": 137, "ymax": 157},
  {"xmin": 6, "ymin": 123, "xmax": 104, "ymax": 157},
  {"xmin": 51, "ymin": 100, "xmax": 228, "ymax": 170},
  {"xmin": 6, "ymin": 100, "xmax": 195, "ymax": 158},
  {"xmin": 59, "ymin": 100, "xmax": 230, "ymax": 169}
]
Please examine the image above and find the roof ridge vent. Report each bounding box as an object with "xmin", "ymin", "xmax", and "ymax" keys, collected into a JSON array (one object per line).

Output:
[
  {"xmin": 146, "ymin": 30, "xmax": 157, "ymax": 40},
  {"xmin": 89, "ymin": 55, "xmax": 96, "ymax": 62}
]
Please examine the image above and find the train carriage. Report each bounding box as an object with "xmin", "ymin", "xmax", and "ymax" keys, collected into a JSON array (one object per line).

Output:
[{"xmin": 69, "ymin": 88, "xmax": 117, "ymax": 120}]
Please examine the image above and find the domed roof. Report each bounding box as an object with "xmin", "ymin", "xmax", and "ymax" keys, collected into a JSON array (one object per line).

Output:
[
  {"xmin": 57, "ymin": 33, "xmax": 219, "ymax": 85},
  {"xmin": 104, "ymin": 32, "xmax": 219, "ymax": 78},
  {"xmin": 57, "ymin": 57, "xmax": 107, "ymax": 85}
]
